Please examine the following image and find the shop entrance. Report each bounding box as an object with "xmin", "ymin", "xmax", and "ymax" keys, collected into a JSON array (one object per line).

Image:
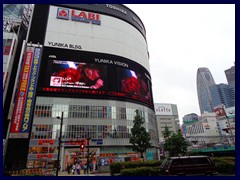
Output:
[{"xmin": 63, "ymin": 147, "xmax": 99, "ymax": 172}]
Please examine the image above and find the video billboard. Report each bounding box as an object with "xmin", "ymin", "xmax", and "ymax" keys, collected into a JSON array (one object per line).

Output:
[{"xmin": 37, "ymin": 47, "xmax": 153, "ymax": 109}]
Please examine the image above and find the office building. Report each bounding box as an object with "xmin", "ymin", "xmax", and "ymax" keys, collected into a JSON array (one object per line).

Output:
[
  {"xmin": 209, "ymin": 83, "xmax": 235, "ymax": 109},
  {"xmin": 3, "ymin": 4, "xmax": 33, "ymax": 141},
  {"xmin": 224, "ymin": 65, "xmax": 235, "ymax": 107},
  {"xmin": 224, "ymin": 65, "xmax": 235, "ymax": 84},
  {"xmin": 4, "ymin": 4, "xmax": 159, "ymax": 172},
  {"xmin": 196, "ymin": 67, "xmax": 216, "ymax": 114},
  {"xmin": 154, "ymin": 103, "xmax": 180, "ymax": 143}
]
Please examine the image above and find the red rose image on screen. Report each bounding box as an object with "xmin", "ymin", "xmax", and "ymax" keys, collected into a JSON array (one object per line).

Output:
[
  {"xmin": 56, "ymin": 68, "xmax": 81, "ymax": 83},
  {"xmin": 121, "ymin": 76, "xmax": 138, "ymax": 94}
]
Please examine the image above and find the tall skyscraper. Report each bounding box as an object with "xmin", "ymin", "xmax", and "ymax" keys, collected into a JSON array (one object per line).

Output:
[
  {"xmin": 209, "ymin": 83, "xmax": 235, "ymax": 108},
  {"xmin": 197, "ymin": 67, "xmax": 216, "ymax": 114},
  {"xmin": 224, "ymin": 65, "xmax": 235, "ymax": 84},
  {"xmin": 224, "ymin": 65, "xmax": 235, "ymax": 107}
]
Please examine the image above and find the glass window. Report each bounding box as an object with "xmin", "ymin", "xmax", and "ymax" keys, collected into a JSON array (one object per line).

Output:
[{"xmin": 191, "ymin": 158, "xmax": 210, "ymax": 164}]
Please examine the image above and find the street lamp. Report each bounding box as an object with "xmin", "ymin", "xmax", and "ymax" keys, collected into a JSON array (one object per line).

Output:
[{"xmin": 56, "ymin": 111, "xmax": 64, "ymax": 176}]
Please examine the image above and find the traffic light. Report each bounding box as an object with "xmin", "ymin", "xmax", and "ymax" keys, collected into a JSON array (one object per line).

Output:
[{"xmin": 80, "ymin": 142, "xmax": 85, "ymax": 152}]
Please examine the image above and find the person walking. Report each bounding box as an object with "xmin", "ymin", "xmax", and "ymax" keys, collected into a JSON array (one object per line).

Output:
[
  {"xmin": 76, "ymin": 163, "xmax": 81, "ymax": 175},
  {"xmin": 67, "ymin": 163, "xmax": 71, "ymax": 174},
  {"xmin": 72, "ymin": 164, "xmax": 76, "ymax": 175},
  {"xmin": 83, "ymin": 164, "xmax": 87, "ymax": 174}
]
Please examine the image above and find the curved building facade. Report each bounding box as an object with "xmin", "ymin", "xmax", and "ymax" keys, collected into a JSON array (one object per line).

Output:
[
  {"xmin": 196, "ymin": 67, "xmax": 216, "ymax": 114},
  {"xmin": 182, "ymin": 113, "xmax": 199, "ymax": 124},
  {"xmin": 6, "ymin": 4, "xmax": 158, "ymax": 170}
]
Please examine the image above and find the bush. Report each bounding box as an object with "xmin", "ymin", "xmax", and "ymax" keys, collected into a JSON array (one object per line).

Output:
[
  {"xmin": 120, "ymin": 166, "xmax": 160, "ymax": 176},
  {"xmin": 212, "ymin": 157, "xmax": 235, "ymax": 174},
  {"xmin": 110, "ymin": 160, "xmax": 162, "ymax": 175}
]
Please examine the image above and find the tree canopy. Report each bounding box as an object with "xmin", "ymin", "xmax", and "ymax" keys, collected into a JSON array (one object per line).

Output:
[
  {"xmin": 162, "ymin": 126, "xmax": 188, "ymax": 157},
  {"xmin": 129, "ymin": 110, "xmax": 151, "ymax": 159}
]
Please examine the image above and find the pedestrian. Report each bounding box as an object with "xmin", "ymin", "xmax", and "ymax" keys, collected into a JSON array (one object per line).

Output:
[
  {"xmin": 83, "ymin": 164, "xmax": 87, "ymax": 174},
  {"xmin": 89, "ymin": 163, "xmax": 93, "ymax": 172},
  {"xmin": 67, "ymin": 163, "xmax": 71, "ymax": 174},
  {"xmin": 76, "ymin": 163, "xmax": 81, "ymax": 175},
  {"xmin": 72, "ymin": 164, "xmax": 76, "ymax": 175}
]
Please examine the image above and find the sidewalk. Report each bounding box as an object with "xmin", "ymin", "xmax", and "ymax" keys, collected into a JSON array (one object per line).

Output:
[{"xmin": 58, "ymin": 171, "xmax": 111, "ymax": 176}]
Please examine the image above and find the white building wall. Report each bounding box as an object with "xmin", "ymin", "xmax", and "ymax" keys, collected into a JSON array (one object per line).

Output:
[
  {"xmin": 44, "ymin": 6, "xmax": 150, "ymax": 71},
  {"xmin": 184, "ymin": 112, "xmax": 220, "ymax": 145},
  {"xmin": 154, "ymin": 103, "xmax": 180, "ymax": 143}
]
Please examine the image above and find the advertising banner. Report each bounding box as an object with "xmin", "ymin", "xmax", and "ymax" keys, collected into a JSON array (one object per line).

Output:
[
  {"xmin": 37, "ymin": 47, "xmax": 153, "ymax": 109},
  {"xmin": 213, "ymin": 104, "xmax": 226, "ymax": 118},
  {"xmin": 3, "ymin": 39, "xmax": 13, "ymax": 55},
  {"xmin": 20, "ymin": 47, "xmax": 42, "ymax": 133},
  {"xmin": 9, "ymin": 44, "xmax": 42, "ymax": 138},
  {"xmin": 10, "ymin": 46, "xmax": 34, "ymax": 135},
  {"xmin": 154, "ymin": 104, "xmax": 173, "ymax": 116}
]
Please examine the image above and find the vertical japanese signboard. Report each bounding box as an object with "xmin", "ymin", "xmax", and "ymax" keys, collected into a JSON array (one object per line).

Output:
[{"xmin": 9, "ymin": 44, "xmax": 42, "ymax": 138}]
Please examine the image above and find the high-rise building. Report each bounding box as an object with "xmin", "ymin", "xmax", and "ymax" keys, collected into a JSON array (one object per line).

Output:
[
  {"xmin": 224, "ymin": 65, "xmax": 235, "ymax": 107},
  {"xmin": 4, "ymin": 4, "xmax": 159, "ymax": 172},
  {"xmin": 3, "ymin": 4, "xmax": 33, "ymax": 139},
  {"xmin": 197, "ymin": 67, "xmax": 235, "ymax": 114},
  {"xmin": 154, "ymin": 103, "xmax": 180, "ymax": 143},
  {"xmin": 224, "ymin": 65, "xmax": 235, "ymax": 84},
  {"xmin": 196, "ymin": 67, "xmax": 216, "ymax": 114},
  {"xmin": 209, "ymin": 83, "xmax": 235, "ymax": 108}
]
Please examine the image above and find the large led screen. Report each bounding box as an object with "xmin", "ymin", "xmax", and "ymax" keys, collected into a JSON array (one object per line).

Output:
[{"xmin": 37, "ymin": 47, "xmax": 153, "ymax": 109}]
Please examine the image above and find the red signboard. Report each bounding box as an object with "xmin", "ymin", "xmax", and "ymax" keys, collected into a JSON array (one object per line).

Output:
[
  {"xmin": 9, "ymin": 45, "xmax": 42, "ymax": 138},
  {"xmin": 38, "ymin": 139, "xmax": 55, "ymax": 145},
  {"xmin": 10, "ymin": 46, "xmax": 34, "ymax": 133},
  {"xmin": 214, "ymin": 104, "xmax": 227, "ymax": 117},
  {"xmin": 57, "ymin": 7, "xmax": 101, "ymax": 25},
  {"xmin": 100, "ymin": 153, "xmax": 115, "ymax": 157},
  {"xmin": 64, "ymin": 138, "xmax": 86, "ymax": 145},
  {"xmin": 3, "ymin": 39, "xmax": 13, "ymax": 55},
  {"xmin": 36, "ymin": 154, "xmax": 53, "ymax": 159}
]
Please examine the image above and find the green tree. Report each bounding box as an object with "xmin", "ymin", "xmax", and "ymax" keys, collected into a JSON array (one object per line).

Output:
[
  {"xmin": 162, "ymin": 126, "xmax": 188, "ymax": 157},
  {"xmin": 162, "ymin": 125, "xmax": 173, "ymax": 140},
  {"xmin": 129, "ymin": 110, "xmax": 151, "ymax": 160}
]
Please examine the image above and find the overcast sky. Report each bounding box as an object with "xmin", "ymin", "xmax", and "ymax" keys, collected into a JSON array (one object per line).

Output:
[{"xmin": 125, "ymin": 4, "xmax": 235, "ymax": 124}]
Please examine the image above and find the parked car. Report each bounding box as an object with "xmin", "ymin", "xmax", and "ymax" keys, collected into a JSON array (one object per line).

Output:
[{"xmin": 160, "ymin": 155, "xmax": 217, "ymax": 176}]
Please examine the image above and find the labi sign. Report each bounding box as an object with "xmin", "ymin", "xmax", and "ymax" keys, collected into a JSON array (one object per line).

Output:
[{"xmin": 57, "ymin": 7, "xmax": 101, "ymax": 25}]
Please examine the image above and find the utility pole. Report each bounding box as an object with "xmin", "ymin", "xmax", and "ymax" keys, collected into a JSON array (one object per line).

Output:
[
  {"xmin": 87, "ymin": 137, "xmax": 91, "ymax": 174},
  {"xmin": 56, "ymin": 111, "xmax": 63, "ymax": 176}
]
